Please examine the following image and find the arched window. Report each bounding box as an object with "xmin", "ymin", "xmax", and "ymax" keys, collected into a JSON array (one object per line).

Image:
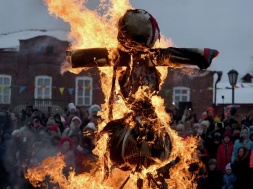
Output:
[
  {"xmin": 0, "ymin": 75, "xmax": 11, "ymax": 104},
  {"xmin": 75, "ymin": 76, "xmax": 93, "ymax": 106}
]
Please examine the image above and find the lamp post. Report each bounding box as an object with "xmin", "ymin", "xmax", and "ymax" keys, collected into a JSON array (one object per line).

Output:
[
  {"xmin": 221, "ymin": 95, "xmax": 225, "ymax": 119},
  {"xmin": 227, "ymin": 69, "xmax": 239, "ymax": 104}
]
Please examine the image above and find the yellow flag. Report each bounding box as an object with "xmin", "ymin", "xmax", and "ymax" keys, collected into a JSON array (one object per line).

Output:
[
  {"xmin": 86, "ymin": 84, "xmax": 91, "ymax": 90},
  {"xmin": 59, "ymin": 87, "xmax": 65, "ymax": 95},
  {"xmin": 1, "ymin": 85, "xmax": 6, "ymax": 91}
]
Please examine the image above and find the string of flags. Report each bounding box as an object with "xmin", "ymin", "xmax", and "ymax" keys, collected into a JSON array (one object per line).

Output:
[
  {"xmin": 164, "ymin": 83, "xmax": 253, "ymax": 96},
  {"xmin": 1, "ymin": 83, "xmax": 253, "ymax": 96},
  {"xmin": 0, "ymin": 84, "xmax": 102, "ymax": 95}
]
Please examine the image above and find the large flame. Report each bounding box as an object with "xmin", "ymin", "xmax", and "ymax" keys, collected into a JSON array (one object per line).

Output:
[
  {"xmin": 25, "ymin": 0, "xmax": 202, "ymax": 188},
  {"xmin": 45, "ymin": 0, "xmax": 172, "ymax": 48},
  {"xmin": 46, "ymin": 0, "xmax": 131, "ymax": 49}
]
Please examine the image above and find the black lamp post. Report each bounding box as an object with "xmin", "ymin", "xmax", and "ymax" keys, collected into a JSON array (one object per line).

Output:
[
  {"xmin": 227, "ymin": 69, "xmax": 239, "ymax": 104},
  {"xmin": 221, "ymin": 95, "xmax": 225, "ymax": 119}
]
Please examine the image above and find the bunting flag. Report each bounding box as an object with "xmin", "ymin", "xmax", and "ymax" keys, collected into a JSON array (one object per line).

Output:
[
  {"xmin": 41, "ymin": 84, "xmax": 46, "ymax": 88},
  {"xmin": 68, "ymin": 88, "xmax": 74, "ymax": 95},
  {"xmin": 19, "ymin": 86, "xmax": 26, "ymax": 93},
  {"xmin": 78, "ymin": 86, "xmax": 83, "ymax": 90},
  {"xmin": 27, "ymin": 86, "xmax": 35, "ymax": 91},
  {"xmin": 59, "ymin": 87, "xmax": 65, "ymax": 95},
  {"xmin": 94, "ymin": 84, "xmax": 101, "ymax": 90},
  {"xmin": 165, "ymin": 89, "xmax": 170, "ymax": 96},
  {"xmin": 86, "ymin": 84, "xmax": 91, "ymax": 90}
]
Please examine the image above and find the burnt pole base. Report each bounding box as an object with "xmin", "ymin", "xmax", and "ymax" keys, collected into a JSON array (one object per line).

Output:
[{"xmin": 119, "ymin": 173, "xmax": 165, "ymax": 189}]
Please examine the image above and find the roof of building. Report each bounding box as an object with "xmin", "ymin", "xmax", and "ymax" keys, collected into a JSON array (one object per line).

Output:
[
  {"xmin": 215, "ymin": 82, "xmax": 253, "ymax": 105},
  {"xmin": 0, "ymin": 29, "xmax": 70, "ymax": 50}
]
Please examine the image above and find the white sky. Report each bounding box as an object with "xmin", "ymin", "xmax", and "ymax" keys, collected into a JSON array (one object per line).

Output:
[{"xmin": 0, "ymin": 0, "xmax": 253, "ymax": 103}]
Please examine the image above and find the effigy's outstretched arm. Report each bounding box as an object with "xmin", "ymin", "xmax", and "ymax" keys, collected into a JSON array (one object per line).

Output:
[
  {"xmin": 66, "ymin": 48, "xmax": 131, "ymax": 68},
  {"xmin": 151, "ymin": 47, "xmax": 219, "ymax": 69},
  {"xmin": 66, "ymin": 47, "xmax": 218, "ymax": 69},
  {"xmin": 66, "ymin": 48, "xmax": 111, "ymax": 67}
]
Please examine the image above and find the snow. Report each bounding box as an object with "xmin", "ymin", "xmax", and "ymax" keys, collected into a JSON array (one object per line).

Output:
[
  {"xmin": 0, "ymin": 29, "xmax": 70, "ymax": 49},
  {"xmin": 215, "ymin": 82, "xmax": 253, "ymax": 105}
]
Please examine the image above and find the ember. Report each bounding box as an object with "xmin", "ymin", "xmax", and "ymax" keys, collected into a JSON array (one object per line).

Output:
[{"xmin": 25, "ymin": 1, "xmax": 219, "ymax": 188}]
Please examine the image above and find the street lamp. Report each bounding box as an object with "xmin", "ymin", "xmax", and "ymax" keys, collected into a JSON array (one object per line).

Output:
[{"xmin": 227, "ymin": 69, "xmax": 239, "ymax": 104}]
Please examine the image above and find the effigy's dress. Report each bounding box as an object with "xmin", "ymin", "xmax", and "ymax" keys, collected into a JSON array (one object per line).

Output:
[{"xmin": 103, "ymin": 56, "xmax": 171, "ymax": 170}]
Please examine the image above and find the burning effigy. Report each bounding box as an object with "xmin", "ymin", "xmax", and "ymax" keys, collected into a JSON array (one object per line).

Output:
[{"xmin": 25, "ymin": 1, "xmax": 218, "ymax": 189}]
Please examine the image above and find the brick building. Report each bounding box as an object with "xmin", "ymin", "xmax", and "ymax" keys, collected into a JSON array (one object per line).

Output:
[{"xmin": 0, "ymin": 35, "xmax": 219, "ymax": 119}]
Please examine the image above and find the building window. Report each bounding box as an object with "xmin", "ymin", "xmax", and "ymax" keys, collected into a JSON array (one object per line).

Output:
[
  {"xmin": 75, "ymin": 77, "xmax": 93, "ymax": 106},
  {"xmin": 35, "ymin": 76, "xmax": 52, "ymax": 99},
  {"xmin": 38, "ymin": 46, "xmax": 54, "ymax": 55},
  {"xmin": 173, "ymin": 87, "xmax": 190, "ymax": 108},
  {"xmin": 46, "ymin": 46, "xmax": 54, "ymax": 55},
  {"xmin": 0, "ymin": 75, "xmax": 11, "ymax": 104}
]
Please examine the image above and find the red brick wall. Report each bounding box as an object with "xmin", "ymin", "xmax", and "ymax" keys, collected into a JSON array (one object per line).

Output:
[
  {"xmin": 0, "ymin": 36, "xmax": 216, "ymax": 119},
  {"xmin": 160, "ymin": 68, "xmax": 214, "ymax": 120}
]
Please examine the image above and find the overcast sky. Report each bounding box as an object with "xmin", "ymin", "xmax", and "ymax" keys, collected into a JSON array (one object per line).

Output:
[{"xmin": 1, "ymin": 0, "xmax": 253, "ymax": 83}]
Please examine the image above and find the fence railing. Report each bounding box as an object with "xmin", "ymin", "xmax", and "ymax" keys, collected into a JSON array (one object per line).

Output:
[{"xmin": 10, "ymin": 99, "xmax": 68, "ymax": 115}]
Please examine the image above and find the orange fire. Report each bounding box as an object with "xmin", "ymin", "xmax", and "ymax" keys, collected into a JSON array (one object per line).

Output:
[{"xmin": 25, "ymin": 0, "xmax": 202, "ymax": 188}]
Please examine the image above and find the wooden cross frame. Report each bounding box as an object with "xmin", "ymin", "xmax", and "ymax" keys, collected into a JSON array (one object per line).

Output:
[{"xmin": 66, "ymin": 47, "xmax": 218, "ymax": 118}]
